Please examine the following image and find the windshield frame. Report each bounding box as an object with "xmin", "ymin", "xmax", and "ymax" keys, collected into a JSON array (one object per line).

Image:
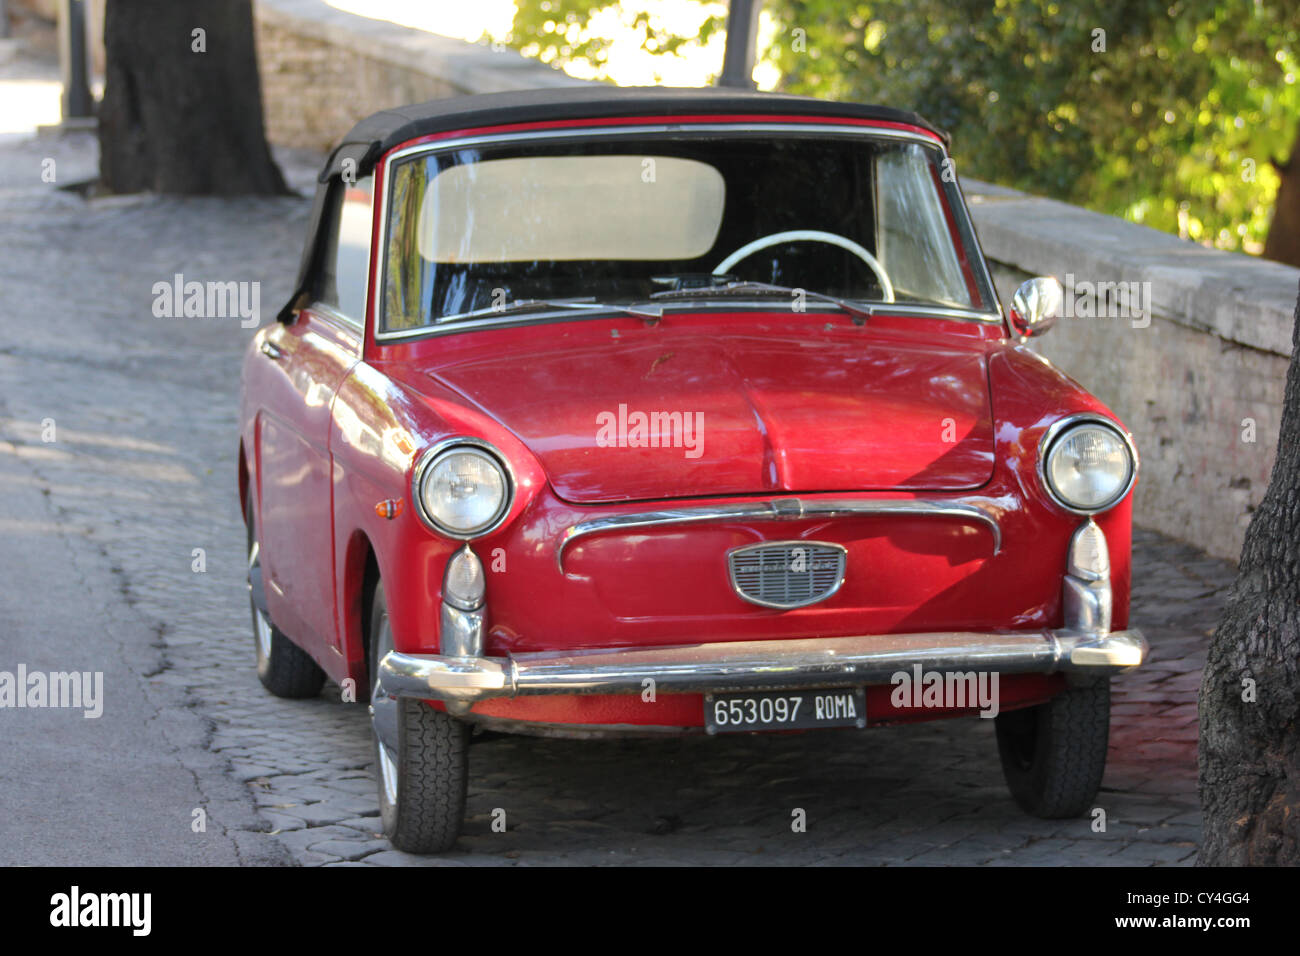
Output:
[{"xmin": 372, "ymin": 122, "xmax": 1003, "ymax": 342}]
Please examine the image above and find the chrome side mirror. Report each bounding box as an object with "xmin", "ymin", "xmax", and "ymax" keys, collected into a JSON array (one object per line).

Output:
[{"xmin": 1009, "ymin": 276, "xmax": 1063, "ymax": 338}]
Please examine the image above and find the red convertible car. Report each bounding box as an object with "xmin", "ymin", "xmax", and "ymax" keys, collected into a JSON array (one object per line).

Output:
[{"xmin": 240, "ymin": 87, "xmax": 1145, "ymax": 853}]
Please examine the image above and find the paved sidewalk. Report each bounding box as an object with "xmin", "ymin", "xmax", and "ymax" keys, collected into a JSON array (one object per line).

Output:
[{"xmin": 0, "ymin": 126, "xmax": 1231, "ymax": 866}]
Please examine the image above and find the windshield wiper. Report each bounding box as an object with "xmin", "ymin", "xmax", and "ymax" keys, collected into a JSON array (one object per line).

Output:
[
  {"xmin": 436, "ymin": 284, "xmax": 874, "ymax": 327},
  {"xmin": 437, "ymin": 297, "xmax": 663, "ymax": 324},
  {"xmin": 648, "ymin": 281, "xmax": 875, "ymax": 324}
]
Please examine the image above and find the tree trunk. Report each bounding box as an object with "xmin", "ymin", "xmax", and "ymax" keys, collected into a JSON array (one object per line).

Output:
[
  {"xmin": 1198, "ymin": 280, "xmax": 1300, "ymax": 865},
  {"xmin": 98, "ymin": 0, "xmax": 287, "ymax": 195},
  {"xmin": 1264, "ymin": 130, "xmax": 1300, "ymax": 269}
]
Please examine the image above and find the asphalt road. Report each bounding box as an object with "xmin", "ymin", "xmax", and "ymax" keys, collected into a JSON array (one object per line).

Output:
[{"xmin": 0, "ymin": 126, "xmax": 310, "ymax": 865}]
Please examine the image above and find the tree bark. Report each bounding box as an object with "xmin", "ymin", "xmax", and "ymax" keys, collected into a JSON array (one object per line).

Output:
[
  {"xmin": 1198, "ymin": 280, "xmax": 1300, "ymax": 865},
  {"xmin": 1264, "ymin": 130, "xmax": 1300, "ymax": 269},
  {"xmin": 98, "ymin": 0, "xmax": 287, "ymax": 195}
]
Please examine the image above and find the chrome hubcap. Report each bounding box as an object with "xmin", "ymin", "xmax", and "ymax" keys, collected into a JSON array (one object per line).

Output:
[
  {"xmin": 377, "ymin": 737, "xmax": 399, "ymax": 806},
  {"xmin": 248, "ymin": 540, "xmax": 273, "ymax": 660},
  {"xmin": 372, "ymin": 609, "xmax": 399, "ymax": 806}
]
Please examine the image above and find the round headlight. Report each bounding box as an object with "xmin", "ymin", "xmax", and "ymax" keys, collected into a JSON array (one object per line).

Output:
[
  {"xmin": 415, "ymin": 442, "xmax": 511, "ymax": 538},
  {"xmin": 1042, "ymin": 419, "xmax": 1135, "ymax": 513}
]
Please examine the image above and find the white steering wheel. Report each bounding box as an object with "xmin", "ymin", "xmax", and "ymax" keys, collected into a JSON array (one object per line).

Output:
[{"xmin": 712, "ymin": 229, "xmax": 895, "ymax": 303}]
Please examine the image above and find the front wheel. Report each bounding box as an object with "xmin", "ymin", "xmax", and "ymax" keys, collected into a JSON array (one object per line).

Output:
[
  {"xmin": 994, "ymin": 678, "xmax": 1110, "ymax": 818},
  {"xmin": 369, "ymin": 580, "xmax": 469, "ymax": 853}
]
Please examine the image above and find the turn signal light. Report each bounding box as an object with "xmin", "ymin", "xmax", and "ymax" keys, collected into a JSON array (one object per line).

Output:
[{"xmin": 375, "ymin": 498, "xmax": 404, "ymax": 519}]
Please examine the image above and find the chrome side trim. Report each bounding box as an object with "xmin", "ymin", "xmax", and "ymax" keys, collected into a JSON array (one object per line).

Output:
[
  {"xmin": 377, "ymin": 627, "xmax": 1147, "ymax": 705},
  {"xmin": 555, "ymin": 497, "xmax": 1002, "ymax": 573}
]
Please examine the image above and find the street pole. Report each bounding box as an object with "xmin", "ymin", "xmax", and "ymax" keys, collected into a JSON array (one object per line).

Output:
[
  {"xmin": 58, "ymin": 0, "xmax": 93, "ymax": 119},
  {"xmin": 717, "ymin": 0, "xmax": 762, "ymax": 90}
]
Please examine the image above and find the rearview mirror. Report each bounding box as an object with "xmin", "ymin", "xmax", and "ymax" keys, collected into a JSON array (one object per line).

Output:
[{"xmin": 1009, "ymin": 276, "xmax": 1064, "ymax": 338}]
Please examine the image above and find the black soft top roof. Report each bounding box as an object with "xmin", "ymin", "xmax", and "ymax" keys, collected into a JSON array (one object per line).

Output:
[
  {"xmin": 318, "ymin": 85, "xmax": 948, "ymax": 183},
  {"xmin": 281, "ymin": 87, "xmax": 947, "ymax": 323}
]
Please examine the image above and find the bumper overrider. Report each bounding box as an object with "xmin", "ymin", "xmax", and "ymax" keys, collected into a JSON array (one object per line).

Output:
[{"xmin": 374, "ymin": 516, "xmax": 1146, "ymax": 730}]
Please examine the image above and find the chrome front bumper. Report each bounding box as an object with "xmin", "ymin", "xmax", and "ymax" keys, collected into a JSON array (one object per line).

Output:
[
  {"xmin": 375, "ymin": 517, "xmax": 1144, "ymax": 719},
  {"xmin": 379, "ymin": 627, "xmax": 1146, "ymax": 708}
]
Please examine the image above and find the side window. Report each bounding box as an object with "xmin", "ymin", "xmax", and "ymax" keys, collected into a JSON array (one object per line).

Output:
[
  {"xmin": 874, "ymin": 146, "xmax": 972, "ymax": 308},
  {"xmin": 381, "ymin": 158, "xmax": 433, "ymax": 333},
  {"xmin": 316, "ymin": 174, "xmax": 374, "ymax": 323}
]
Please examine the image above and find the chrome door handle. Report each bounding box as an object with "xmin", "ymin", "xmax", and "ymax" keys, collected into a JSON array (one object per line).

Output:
[{"xmin": 260, "ymin": 341, "xmax": 286, "ymax": 361}]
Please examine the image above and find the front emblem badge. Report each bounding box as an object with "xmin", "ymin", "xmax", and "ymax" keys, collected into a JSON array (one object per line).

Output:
[{"xmin": 727, "ymin": 541, "xmax": 847, "ymax": 609}]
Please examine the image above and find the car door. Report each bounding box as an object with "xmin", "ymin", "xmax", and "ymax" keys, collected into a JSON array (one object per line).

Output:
[{"xmin": 256, "ymin": 175, "xmax": 374, "ymax": 658}]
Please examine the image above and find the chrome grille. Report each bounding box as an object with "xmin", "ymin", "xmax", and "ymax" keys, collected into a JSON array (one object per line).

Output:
[{"xmin": 727, "ymin": 541, "xmax": 846, "ymax": 609}]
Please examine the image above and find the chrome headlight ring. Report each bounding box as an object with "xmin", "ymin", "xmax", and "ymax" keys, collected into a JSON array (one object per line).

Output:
[
  {"xmin": 1037, "ymin": 413, "xmax": 1138, "ymax": 516},
  {"xmin": 410, "ymin": 437, "xmax": 515, "ymax": 540}
]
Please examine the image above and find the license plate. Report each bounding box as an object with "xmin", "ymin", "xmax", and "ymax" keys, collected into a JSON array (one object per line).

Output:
[{"xmin": 704, "ymin": 688, "xmax": 866, "ymax": 734}]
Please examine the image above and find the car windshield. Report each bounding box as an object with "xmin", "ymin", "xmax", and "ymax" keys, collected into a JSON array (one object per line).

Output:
[{"xmin": 380, "ymin": 130, "xmax": 995, "ymax": 333}]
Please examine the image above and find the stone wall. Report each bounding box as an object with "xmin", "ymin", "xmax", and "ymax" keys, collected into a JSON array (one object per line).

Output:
[
  {"xmin": 969, "ymin": 180, "xmax": 1298, "ymax": 562},
  {"xmin": 253, "ymin": 0, "xmax": 587, "ymax": 153}
]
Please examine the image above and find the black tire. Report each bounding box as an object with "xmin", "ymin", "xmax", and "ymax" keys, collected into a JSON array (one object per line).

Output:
[
  {"xmin": 994, "ymin": 678, "xmax": 1110, "ymax": 818},
  {"xmin": 246, "ymin": 497, "xmax": 326, "ymax": 699},
  {"xmin": 369, "ymin": 580, "xmax": 469, "ymax": 854}
]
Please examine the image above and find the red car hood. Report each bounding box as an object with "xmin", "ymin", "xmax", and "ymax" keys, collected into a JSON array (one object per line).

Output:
[{"xmin": 428, "ymin": 331, "xmax": 995, "ymax": 504}]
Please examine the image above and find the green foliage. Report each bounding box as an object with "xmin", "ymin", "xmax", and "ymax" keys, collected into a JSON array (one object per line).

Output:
[
  {"xmin": 508, "ymin": 0, "xmax": 1299, "ymax": 253},
  {"xmin": 764, "ymin": 0, "xmax": 1299, "ymax": 252},
  {"xmin": 507, "ymin": 0, "xmax": 725, "ymax": 77}
]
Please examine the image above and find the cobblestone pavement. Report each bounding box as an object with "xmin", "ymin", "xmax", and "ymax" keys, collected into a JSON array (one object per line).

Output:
[{"xmin": 0, "ymin": 127, "xmax": 1233, "ymax": 866}]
